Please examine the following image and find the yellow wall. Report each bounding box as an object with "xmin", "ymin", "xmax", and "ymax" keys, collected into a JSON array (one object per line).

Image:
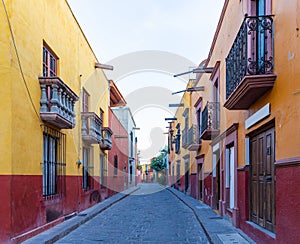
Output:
[
  {"xmin": 192, "ymin": 71, "xmax": 215, "ymax": 173},
  {"xmin": 0, "ymin": 4, "xmax": 12, "ymax": 174},
  {"xmin": 172, "ymin": 81, "xmax": 196, "ymax": 177},
  {"xmin": 0, "ymin": 0, "xmax": 110, "ymax": 176},
  {"xmin": 204, "ymin": 0, "xmax": 300, "ymax": 169}
]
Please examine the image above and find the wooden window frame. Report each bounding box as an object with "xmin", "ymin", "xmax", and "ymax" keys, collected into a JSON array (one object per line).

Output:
[{"xmin": 43, "ymin": 45, "xmax": 58, "ymax": 77}]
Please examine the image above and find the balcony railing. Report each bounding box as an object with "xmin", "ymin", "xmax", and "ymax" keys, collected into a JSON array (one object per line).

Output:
[
  {"xmin": 201, "ymin": 102, "xmax": 220, "ymax": 140},
  {"xmin": 101, "ymin": 127, "xmax": 113, "ymax": 150},
  {"xmin": 182, "ymin": 127, "xmax": 188, "ymax": 149},
  {"xmin": 82, "ymin": 112, "xmax": 102, "ymax": 144},
  {"xmin": 225, "ymin": 15, "xmax": 276, "ymax": 110},
  {"xmin": 39, "ymin": 77, "xmax": 78, "ymax": 129},
  {"xmin": 187, "ymin": 125, "xmax": 201, "ymax": 151}
]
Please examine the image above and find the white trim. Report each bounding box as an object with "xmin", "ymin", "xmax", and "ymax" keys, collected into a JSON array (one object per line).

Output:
[
  {"xmin": 213, "ymin": 154, "xmax": 217, "ymax": 177},
  {"xmin": 225, "ymin": 149, "xmax": 230, "ymax": 188},
  {"xmin": 229, "ymin": 146, "xmax": 235, "ymax": 209},
  {"xmin": 245, "ymin": 103, "xmax": 270, "ymax": 129},
  {"xmin": 213, "ymin": 143, "xmax": 219, "ymax": 152},
  {"xmin": 245, "ymin": 138, "xmax": 250, "ymax": 165}
]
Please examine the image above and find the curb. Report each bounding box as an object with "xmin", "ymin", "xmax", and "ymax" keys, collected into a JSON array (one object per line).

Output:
[
  {"xmin": 23, "ymin": 186, "xmax": 140, "ymax": 244},
  {"xmin": 167, "ymin": 187, "xmax": 256, "ymax": 244}
]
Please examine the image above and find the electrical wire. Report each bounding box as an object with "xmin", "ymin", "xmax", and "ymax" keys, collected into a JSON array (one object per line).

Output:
[{"xmin": 2, "ymin": 0, "xmax": 41, "ymax": 122}]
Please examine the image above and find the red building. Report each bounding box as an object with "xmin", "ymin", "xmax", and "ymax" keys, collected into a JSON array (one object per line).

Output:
[{"xmin": 107, "ymin": 81, "xmax": 128, "ymax": 196}]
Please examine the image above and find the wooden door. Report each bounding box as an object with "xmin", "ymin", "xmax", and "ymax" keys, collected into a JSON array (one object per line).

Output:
[
  {"xmin": 198, "ymin": 164, "xmax": 203, "ymax": 200},
  {"xmin": 250, "ymin": 127, "xmax": 275, "ymax": 233}
]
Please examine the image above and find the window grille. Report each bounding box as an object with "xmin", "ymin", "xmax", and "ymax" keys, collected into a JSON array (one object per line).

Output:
[{"xmin": 42, "ymin": 125, "xmax": 66, "ymax": 199}]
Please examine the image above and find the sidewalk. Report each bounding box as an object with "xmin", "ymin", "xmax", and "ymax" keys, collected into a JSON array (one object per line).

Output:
[
  {"xmin": 167, "ymin": 187, "xmax": 255, "ymax": 244},
  {"xmin": 23, "ymin": 186, "xmax": 140, "ymax": 244}
]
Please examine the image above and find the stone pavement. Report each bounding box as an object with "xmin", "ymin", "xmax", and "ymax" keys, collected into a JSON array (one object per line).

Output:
[{"xmin": 24, "ymin": 184, "xmax": 255, "ymax": 244}]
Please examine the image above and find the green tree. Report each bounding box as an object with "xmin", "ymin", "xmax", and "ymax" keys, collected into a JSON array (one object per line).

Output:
[{"xmin": 150, "ymin": 146, "xmax": 168, "ymax": 172}]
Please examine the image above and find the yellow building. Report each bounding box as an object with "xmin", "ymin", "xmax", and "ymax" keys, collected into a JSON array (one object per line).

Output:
[
  {"xmin": 169, "ymin": 79, "xmax": 201, "ymax": 195},
  {"xmin": 0, "ymin": 1, "xmax": 112, "ymax": 242}
]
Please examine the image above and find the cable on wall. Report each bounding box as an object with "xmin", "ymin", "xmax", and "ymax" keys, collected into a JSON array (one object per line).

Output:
[{"xmin": 2, "ymin": 0, "xmax": 41, "ymax": 122}]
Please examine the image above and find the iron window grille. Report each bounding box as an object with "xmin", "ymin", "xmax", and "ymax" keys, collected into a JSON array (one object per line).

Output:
[
  {"xmin": 42, "ymin": 125, "xmax": 66, "ymax": 199},
  {"xmin": 82, "ymin": 147, "xmax": 94, "ymax": 190},
  {"xmin": 114, "ymin": 155, "xmax": 118, "ymax": 176}
]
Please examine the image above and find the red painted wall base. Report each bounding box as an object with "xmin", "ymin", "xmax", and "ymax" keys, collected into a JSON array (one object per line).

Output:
[{"xmin": 0, "ymin": 174, "xmax": 111, "ymax": 243}]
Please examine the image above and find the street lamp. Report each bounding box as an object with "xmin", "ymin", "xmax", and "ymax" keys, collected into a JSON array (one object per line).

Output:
[
  {"xmin": 171, "ymin": 86, "xmax": 205, "ymax": 95},
  {"xmin": 94, "ymin": 62, "xmax": 114, "ymax": 70},
  {"xmin": 165, "ymin": 118, "xmax": 177, "ymax": 121},
  {"xmin": 169, "ymin": 103, "xmax": 184, "ymax": 107},
  {"xmin": 173, "ymin": 67, "xmax": 214, "ymax": 77}
]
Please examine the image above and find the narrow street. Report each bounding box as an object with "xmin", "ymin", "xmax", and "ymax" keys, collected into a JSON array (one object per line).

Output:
[{"xmin": 56, "ymin": 184, "xmax": 209, "ymax": 243}]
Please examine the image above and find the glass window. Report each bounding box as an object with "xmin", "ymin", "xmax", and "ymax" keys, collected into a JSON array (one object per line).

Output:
[
  {"xmin": 42, "ymin": 126, "xmax": 66, "ymax": 198},
  {"xmin": 114, "ymin": 155, "xmax": 118, "ymax": 176},
  {"xmin": 43, "ymin": 46, "xmax": 57, "ymax": 77},
  {"xmin": 83, "ymin": 147, "xmax": 94, "ymax": 190}
]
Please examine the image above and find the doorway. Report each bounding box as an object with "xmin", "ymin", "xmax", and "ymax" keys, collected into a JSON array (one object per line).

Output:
[
  {"xmin": 250, "ymin": 127, "xmax": 275, "ymax": 233},
  {"xmin": 213, "ymin": 150, "xmax": 220, "ymax": 210}
]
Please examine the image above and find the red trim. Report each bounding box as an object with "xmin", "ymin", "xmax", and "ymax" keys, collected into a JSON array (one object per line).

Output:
[
  {"xmin": 194, "ymin": 96, "xmax": 202, "ymax": 108},
  {"xmin": 196, "ymin": 154, "xmax": 205, "ymax": 160},
  {"xmin": 209, "ymin": 61, "xmax": 221, "ymax": 81},
  {"xmin": 223, "ymin": 74, "xmax": 276, "ymax": 110}
]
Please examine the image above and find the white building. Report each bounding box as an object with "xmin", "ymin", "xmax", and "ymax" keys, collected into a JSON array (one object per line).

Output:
[{"xmin": 111, "ymin": 107, "xmax": 137, "ymax": 186}]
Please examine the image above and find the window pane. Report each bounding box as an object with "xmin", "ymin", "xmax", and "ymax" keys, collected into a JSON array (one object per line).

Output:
[
  {"xmin": 42, "ymin": 126, "xmax": 66, "ymax": 198},
  {"xmin": 43, "ymin": 46, "xmax": 57, "ymax": 77}
]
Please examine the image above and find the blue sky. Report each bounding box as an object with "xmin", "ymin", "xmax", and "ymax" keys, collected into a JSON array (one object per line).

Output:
[{"xmin": 67, "ymin": 0, "xmax": 224, "ymax": 162}]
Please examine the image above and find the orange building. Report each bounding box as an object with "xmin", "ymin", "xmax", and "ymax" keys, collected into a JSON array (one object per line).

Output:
[{"xmin": 188, "ymin": 0, "xmax": 300, "ymax": 243}]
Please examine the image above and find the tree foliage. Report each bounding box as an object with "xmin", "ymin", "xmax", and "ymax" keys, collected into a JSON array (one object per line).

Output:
[{"xmin": 150, "ymin": 146, "xmax": 168, "ymax": 172}]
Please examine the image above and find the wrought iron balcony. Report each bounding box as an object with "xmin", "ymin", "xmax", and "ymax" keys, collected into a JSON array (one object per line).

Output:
[
  {"xmin": 39, "ymin": 77, "xmax": 79, "ymax": 129},
  {"xmin": 201, "ymin": 102, "xmax": 220, "ymax": 140},
  {"xmin": 182, "ymin": 127, "xmax": 188, "ymax": 149},
  {"xmin": 175, "ymin": 124, "xmax": 181, "ymax": 154},
  {"xmin": 187, "ymin": 125, "xmax": 201, "ymax": 151},
  {"xmin": 225, "ymin": 15, "xmax": 276, "ymax": 110},
  {"xmin": 82, "ymin": 112, "xmax": 102, "ymax": 144},
  {"xmin": 100, "ymin": 127, "xmax": 113, "ymax": 150}
]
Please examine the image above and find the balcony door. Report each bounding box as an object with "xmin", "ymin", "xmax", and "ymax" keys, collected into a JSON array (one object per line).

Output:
[
  {"xmin": 250, "ymin": 127, "xmax": 275, "ymax": 233},
  {"xmin": 257, "ymin": 0, "xmax": 266, "ymax": 73}
]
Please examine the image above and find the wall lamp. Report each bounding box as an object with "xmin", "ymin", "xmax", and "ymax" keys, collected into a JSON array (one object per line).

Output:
[
  {"xmin": 172, "ymin": 86, "xmax": 204, "ymax": 95},
  {"xmin": 95, "ymin": 62, "xmax": 114, "ymax": 70},
  {"xmin": 114, "ymin": 135, "xmax": 128, "ymax": 139},
  {"xmin": 173, "ymin": 67, "xmax": 213, "ymax": 77},
  {"xmin": 169, "ymin": 103, "xmax": 184, "ymax": 107}
]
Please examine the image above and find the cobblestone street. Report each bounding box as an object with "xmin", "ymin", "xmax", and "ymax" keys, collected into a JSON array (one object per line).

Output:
[{"xmin": 56, "ymin": 184, "xmax": 209, "ymax": 244}]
